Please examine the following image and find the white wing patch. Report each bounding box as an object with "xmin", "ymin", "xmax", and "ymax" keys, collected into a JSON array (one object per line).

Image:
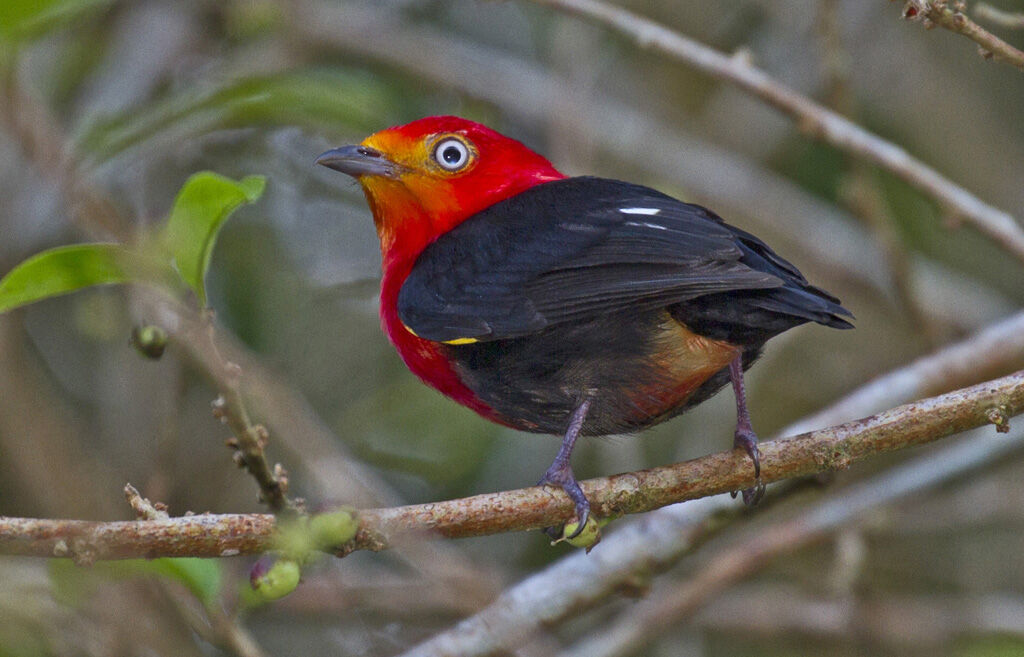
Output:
[
  {"xmin": 624, "ymin": 220, "xmax": 668, "ymax": 231},
  {"xmin": 619, "ymin": 207, "xmax": 661, "ymax": 216}
]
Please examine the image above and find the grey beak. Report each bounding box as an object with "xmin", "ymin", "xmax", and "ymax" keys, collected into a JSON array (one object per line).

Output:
[{"xmin": 316, "ymin": 145, "xmax": 402, "ymax": 179}]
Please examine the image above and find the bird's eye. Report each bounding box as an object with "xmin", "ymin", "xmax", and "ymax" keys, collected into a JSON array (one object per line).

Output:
[{"xmin": 433, "ymin": 138, "xmax": 471, "ymax": 171}]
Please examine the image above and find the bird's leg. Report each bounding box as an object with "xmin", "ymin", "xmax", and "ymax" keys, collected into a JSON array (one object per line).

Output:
[
  {"xmin": 729, "ymin": 353, "xmax": 766, "ymax": 505},
  {"xmin": 538, "ymin": 398, "xmax": 592, "ymax": 539}
]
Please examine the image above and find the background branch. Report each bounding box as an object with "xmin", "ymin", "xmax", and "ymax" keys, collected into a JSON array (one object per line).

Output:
[
  {"xmin": 401, "ymin": 425, "xmax": 1024, "ymax": 657},
  {"xmin": 289, "ymin": 0, "xmax": 1017, "ymax": 332},
  {"xmin": 902, "ymin": 0, "xmax": 1024, "ymax": 70},
  {"xmin": 527, "ymin": 0, "xmax": 1024, "ymax": 263},
  {"xmin": 390, "ymin": 310, "xmax": 1024, "ymax": 657},
  {"xmin": 784, "ymin": 310, "xmax": 1024, "ymax": 435},
  {"xmin": 1, "ymin": 369, "xmax": 1020, "ymax": 560},
  {"xmin": 563, "ymin": 423, "xmax": 1024, "ymax": 657}
]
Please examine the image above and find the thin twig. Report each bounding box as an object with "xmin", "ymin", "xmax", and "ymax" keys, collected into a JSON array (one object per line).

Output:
[
  {"xmin": 0, "ymin": 67, "xmax": 295, "ymax": 516},
  {"xmin": 157, "ymin": 582, "xmax": 270, "ymax": 657},
  {"xmin": 125, "ymin": 483, "xmax": 170, "ymax": 520},
  {"xmin": 525, "ymin": 0, "xmax": 1024, "ymax": 263},
  {"xmin": 1, "ymin": 369, "xmax": 1020, "ymax": 560},
  {"xmin": 200, "ymin": 312, "xmax": 297, "ymax": 516},
  {"xmin": 975, "ymin": 3, "xmax": 1024, "ymax": 30},
  {"xmin": 145, "ymin": 292, "xmax": 504, "ymax": 605},
  {"xmin": 902, "ymin": 0, "xmax": 1024, "ymax": 69}
]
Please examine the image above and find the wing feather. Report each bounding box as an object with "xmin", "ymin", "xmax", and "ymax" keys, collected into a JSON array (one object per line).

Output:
[{"xmin": 397, "ymin": 177, "xmax": 783, "ymax": 342}]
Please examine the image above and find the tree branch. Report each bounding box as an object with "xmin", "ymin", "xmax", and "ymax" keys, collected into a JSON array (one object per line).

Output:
[
  {"xmin": 196, "ymin": 311, "xmax": 297, "ymax": 516},
  {"xmin": 403, "ymin": 425, "xmax": 1024, "ymax": 657},
  {"xmin": 525, "ymin": 0, "xmax": 1024, "ymax": 263},
  {"xmin": 1, "ymin": 369, "xmax": 1021, "ymax": 560},
  {"xmin": 388, "ymin": 311, "xmax": 1024, "ymax": 657},
  {"xmin": 0, "ymin": 514, "xmax": 276, "ymax": 564},
  {"xmin": 902, "ymin": 0, "xmax": 1024, "ymax": 70},
  {"xmin": 564, "ymin": 425, "xmax": 1024, "ymax": 657}
]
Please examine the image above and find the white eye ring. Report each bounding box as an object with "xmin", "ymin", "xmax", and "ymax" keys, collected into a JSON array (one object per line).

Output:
[{"xmin": 433, "ymin": 138, "xmax": 470, "ymax": 171}]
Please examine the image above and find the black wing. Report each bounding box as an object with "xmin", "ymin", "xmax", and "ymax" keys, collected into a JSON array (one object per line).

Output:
[{"xmin": 398, "ymin": 177, "xmax": 798, "ymax": 343}]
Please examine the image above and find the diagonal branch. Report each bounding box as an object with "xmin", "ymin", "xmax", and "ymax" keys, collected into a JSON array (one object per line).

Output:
[
  {"xmin": 784, "ymin": 310, "xmax": 1024, "ymax": 435},
  {"xmin": 561, "ymin": 423, "xmax": 1024, "ymax": 657},
  {"xmin": 348, "ymin": 368, "xmax": 1022, "ymax": 552},
  {"xmin": 902, "ymin": 0, "xmax": 1024, "ymax": 70},
  {"xmin": 525, "ymin": 0, "xmax": 1024, "ymax": 263},
  {"xmin": 403, "ymin": 425, "xmax": 1024, "ymax": 657},
  {"xmin": 0, "ymin": 369, "xmax": 1021, "ymax": 560},
  {"xmin": 386, "ymin": 311, "xmax": 1024, "ymax": 656}
]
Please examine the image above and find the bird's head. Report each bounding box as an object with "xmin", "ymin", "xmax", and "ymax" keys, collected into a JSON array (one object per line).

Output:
[{"xmin": 317, "ymin": 116, "xmax": 563, "ymax": 260}]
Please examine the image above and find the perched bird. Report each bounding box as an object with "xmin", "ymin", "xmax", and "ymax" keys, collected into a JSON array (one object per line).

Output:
[{"xmin": 317, "ymin": 116, "xmax": 852, "ymax": 534}]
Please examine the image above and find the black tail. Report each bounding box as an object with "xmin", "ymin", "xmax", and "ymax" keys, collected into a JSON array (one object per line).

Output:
[{"xmin": 669, "ymin": 224, "xmax": 853, "ymax": 345}]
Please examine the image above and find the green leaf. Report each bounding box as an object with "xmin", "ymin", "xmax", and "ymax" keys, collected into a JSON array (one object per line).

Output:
[
  {"xmin": 160, "ymin": 171, "xmax": 266, "ymax": 307},
  {"xmin": 0, "ymin": 243, "xmax": 131, "ymax": 313}
]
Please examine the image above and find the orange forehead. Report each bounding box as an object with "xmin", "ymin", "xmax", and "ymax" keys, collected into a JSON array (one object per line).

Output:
[{"xmin": 361, "ymin": 129, "xmax": 457, "ymax": 175}]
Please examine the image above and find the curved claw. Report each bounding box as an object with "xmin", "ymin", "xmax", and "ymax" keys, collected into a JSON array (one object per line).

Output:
[
  {"xmin": 539, "ymin": 399, "xmax": 592, "ymax": 540},
  {"xmin": 741, "ymin": 479, "xmax": 766, "ymax": 505},
  {"xmin": 538, "ymin": 467, "xmax": 591, "ymax": 539},
  {"xmin": 734, "ymin": 427, "xmax": 765, "ymax": 506}
]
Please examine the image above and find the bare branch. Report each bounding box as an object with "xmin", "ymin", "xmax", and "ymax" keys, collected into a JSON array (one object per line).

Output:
[
  {"xmin": 0, "ymin": 514, "xmax": 276, "ymax": 564},
  {"xmin": 902, "ymin": 0, "xmax": 1024, "ymax": 69},
  {"xmin": 525, "ymin": 0, "xmax": 1024, "ymax": 263},
  {"xmin": 399, "ymin": 424, "xmax": 1024, "ymax": 657},
  {"xmin": 563, "ymin": 424, "xmax": 1024, "ymax": 657},
  {"xmin": 0, "ymin": 369, "xmax": 1021, "ymax": 560},
  {"xmin": 385, "ymin": 314, "xmax": 1024, "ymax": 656}
]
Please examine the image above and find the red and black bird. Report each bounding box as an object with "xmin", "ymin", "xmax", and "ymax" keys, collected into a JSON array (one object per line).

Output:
[{"xmin": 317, "ymin": 116, "xmax": 852, "ymax": 532}]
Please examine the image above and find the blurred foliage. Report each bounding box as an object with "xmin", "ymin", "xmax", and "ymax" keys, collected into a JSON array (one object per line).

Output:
[
  {"xmin": 0, "ymin": 0, "xmax": 111, "ymax": 42},
  {"xmin": 49, "ymin": 557, "xmax": 222, "ymax": 608},
  {"xmin": 0, "ymin": 171, "xmax": 264, "ymax": 311},
  {"xmin": 0, "ymin": 1, "xmax": 1022, "ymax": 656},
  {"xmin": 75, "ymin": 71, "xmax": 399, "ymax": 164}
]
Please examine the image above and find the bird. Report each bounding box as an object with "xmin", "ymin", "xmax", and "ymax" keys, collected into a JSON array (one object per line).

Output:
[{"xmin": 317, "ymin": 116, "xmax": 852, "ymax": 536}]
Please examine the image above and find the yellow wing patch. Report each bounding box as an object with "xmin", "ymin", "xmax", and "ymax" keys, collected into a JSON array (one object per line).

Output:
[
  {"xmin": 442, "ymin": 337, "xmax": 479, "ymax": 345},
  {"xmin": 402, "ymin": 322, "xmax": 478, "ymax": 345}
]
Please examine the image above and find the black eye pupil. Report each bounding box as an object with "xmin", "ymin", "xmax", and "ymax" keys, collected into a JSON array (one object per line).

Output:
[{"xmin": 442, "ymin": 146, "xmax": 461, "ymax": 164}]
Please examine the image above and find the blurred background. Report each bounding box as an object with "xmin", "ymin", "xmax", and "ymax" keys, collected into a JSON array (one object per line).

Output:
[{"xmin": 1, "ymin": 1, "xmax": 1023, "ymax": 655}]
